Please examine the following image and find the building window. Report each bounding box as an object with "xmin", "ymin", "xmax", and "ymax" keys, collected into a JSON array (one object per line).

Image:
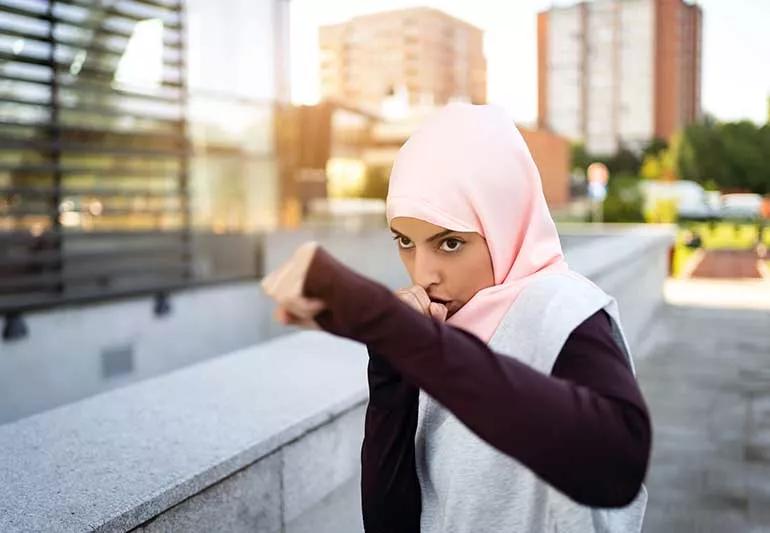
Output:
[{"xmin": 0, "ymin": 0, "xmax": 271, "ymax": 315}]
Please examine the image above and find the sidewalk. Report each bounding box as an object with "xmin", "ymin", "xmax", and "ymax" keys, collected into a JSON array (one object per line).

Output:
[
  {"xmin": 639, "ymin": 281, "xmax": 770, "ymax": 532},
  {"xmin": 690, "ymin": 249, "xmax": 763, "ymax": 278},
  {"xmin": 664, "ymin": 278, "xmax": 770, "ymax": 310}
]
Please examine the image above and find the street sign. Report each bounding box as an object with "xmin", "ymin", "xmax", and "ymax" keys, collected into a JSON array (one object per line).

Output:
[
  {"xmin": 588, "ymin": 181, "xmax": 607, "ymax": 201},
  {"xmin": 586, "ymin": 162, "xmax": 609, "ymax": 223},
  {"xmin": 587, "ymin": 162, "xmax": 609, "ymax": 186}
]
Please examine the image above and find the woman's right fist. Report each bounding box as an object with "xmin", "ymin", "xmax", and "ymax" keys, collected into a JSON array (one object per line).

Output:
[{"xmin": 394, "ymin": 285, "xmax": 448, "ymax": 322}]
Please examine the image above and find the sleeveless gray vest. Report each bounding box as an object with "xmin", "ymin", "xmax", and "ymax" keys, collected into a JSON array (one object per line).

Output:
[{"xmin": 415, "ymin": 271, "xmax": 648, "ymax": 532}]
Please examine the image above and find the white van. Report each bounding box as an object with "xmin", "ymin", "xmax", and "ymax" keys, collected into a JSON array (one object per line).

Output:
[
  {"xmin": 720, "ymin": 193, "xmax": 762, "ymax": 220},
  {"xmin": 639, "ymin": 180, "xmax": 718, "ymax": 220}
]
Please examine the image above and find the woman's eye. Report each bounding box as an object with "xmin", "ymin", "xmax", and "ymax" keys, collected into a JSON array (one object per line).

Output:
[
  {"xmin": 393, "ymin": 236, "xmax": 413, "ymax": 249},
  {"xmin": 440, "ymin": 238, "xmax": 463, "ymax": 252}
]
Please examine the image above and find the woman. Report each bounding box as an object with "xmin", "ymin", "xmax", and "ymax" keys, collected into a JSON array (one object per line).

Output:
[{"xmin": 261, "ymin": 103, "xmax": 650, "ymax": 532}]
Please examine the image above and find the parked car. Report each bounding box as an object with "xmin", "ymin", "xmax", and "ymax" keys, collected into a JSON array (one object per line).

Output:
[
  {"xmin": 640, "ymin": 180, "xmax": 719, "ymax": 220},
  {"xmin": 719, "ymin": 193, "xmax": 763, "ymax": 220}
]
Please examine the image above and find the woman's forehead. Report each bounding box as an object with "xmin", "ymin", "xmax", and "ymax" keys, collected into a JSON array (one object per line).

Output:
[
  {"xmin": 390, "ymin": 217, "xmax": 482, "ymax": 240},
  {"xmin": 390, "ymin": 217, "xmax": 445, "ymax": 233}
]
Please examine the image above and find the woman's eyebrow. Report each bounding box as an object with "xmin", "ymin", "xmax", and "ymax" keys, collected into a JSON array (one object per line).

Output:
[{"xmin": 389, "ymin": 228, "xmax": 455, "ymax": 243}]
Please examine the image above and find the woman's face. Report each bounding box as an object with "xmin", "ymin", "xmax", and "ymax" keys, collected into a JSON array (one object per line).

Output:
[{"xmin": 390, "ymin": 216, "xmax": 494, "ymax": 318}]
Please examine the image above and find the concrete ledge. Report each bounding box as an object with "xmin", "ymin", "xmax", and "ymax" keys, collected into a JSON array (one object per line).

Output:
[
  {"xmin": 0, "ymin": 224, "xmax": 667, "ymax": 425},
  {"xmin": 131, "ymin": 405, "xmax": 367, "ymax": 533},
  {"xmin": 133, "ymin": 449, "xmax": 284, "ymax": 533},
  {"xmin": 563, "ymin": 225, "xmax": 675, "ymax": 355},
  {"xmin": 563, "ymin": 224, "xmax": 675, "ymax": 281},
  {"xmin": 0, "ymin": 332, "xmax": 369, "ymax": 533}
]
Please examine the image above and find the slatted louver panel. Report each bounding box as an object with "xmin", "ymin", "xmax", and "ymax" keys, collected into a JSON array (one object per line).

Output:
[{"xmin": 0, "ymin": 0, "xmax": 191, "ymax": 312}]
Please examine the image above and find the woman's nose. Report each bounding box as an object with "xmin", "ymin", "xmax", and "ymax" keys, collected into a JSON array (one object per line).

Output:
[{"xmin": 412, "ymin": 249, "xmax": 441, "ymax": 287}]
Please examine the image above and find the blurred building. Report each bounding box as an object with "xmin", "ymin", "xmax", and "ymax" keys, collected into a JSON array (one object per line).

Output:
[
  {"xmin": 0, "ymin": 0, "xmax": 290, "ymax": 319},
  {"xmin": 519, "ymin": 127, "xmax": 571, "ymax": 209},
  {"xmin": 0, "ymin": 0, "xmax": 301, "ymax": 422},
  {"xmin": 537, "ymin": 0, "xmax": 702, "ymax": 155},
  {"xmin": 275, "ymin": 101, "xmax": 378, "ymax": 227},
  {"xmin": 276, "ymin": 98, "xmax": 571, "ymax": 224},
  {"xmin": 318, "ymin": 7, "xmax": 486, "ymax": 117}
]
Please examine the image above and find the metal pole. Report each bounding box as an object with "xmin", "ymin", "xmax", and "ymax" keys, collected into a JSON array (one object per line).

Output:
[
  {"xmin": 46, "ymin": 0, "xmax": 63, "ymax": 294},
  {"xmin": 177, "ymin": 0, "xmax": 193, "ymax": 281}
]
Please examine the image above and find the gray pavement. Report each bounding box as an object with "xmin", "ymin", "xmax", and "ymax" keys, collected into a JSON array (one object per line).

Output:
[{"xmin": 638, "ymin": 301, "xmax": 770, "ymax": 532}]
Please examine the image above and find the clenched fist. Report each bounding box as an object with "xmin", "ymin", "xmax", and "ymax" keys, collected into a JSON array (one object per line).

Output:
[
  {"xmin": 395, "ymin": 285, "xmax": 448, "ymax": 322},
  {"xmin": 260, "ymin": 241, "xmax": 326, "ymax": 329}
]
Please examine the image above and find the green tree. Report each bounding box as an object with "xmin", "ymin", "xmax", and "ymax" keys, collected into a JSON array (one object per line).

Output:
[
  {"xmin": 605, "ymin": 145, "xmax": 642, "ymax": 176},
  {"xmin": 570, "ymin": 142, "xmax": 591, "ymax": 172},
  {"xmin": 758, "ymin": 124, "xmax": 770, "ymax": 194},
  {"xmin": 640, "ymin": 134, "xmax": 680, "ymax": 181},
  {"xmin": 677, "ymin": 117, "xmax": 770, "ymax": 194},
  {"xmin": 642, "ymin": 137, "xmax": 669, "ymax": 160},
  {"xmin": 571, "ymin": 142, "xmax": 642, "ymax": 178},
  {"xmin": 677, "ymin": 119, "xmax": 723, "ymax": 185},
  {"xmin": 720, "ymin": 121, "xmax": 770, "ymax": 194},
  {"xmin": 602, "ymin": 173, "xmax": 645, "ymax": 223}
]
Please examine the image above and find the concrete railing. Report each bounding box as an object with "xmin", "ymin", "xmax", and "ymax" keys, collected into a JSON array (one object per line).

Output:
[
  {"xmin": 0, "ymin": 225, "xmax": 674, "ymax": 533},
  {"xmin": 0, "ymin": 227, "xmax": 406, "ymax": 425},
  {"xmin": 562, "ymin": 224, "xmax": 676, "ymax": 354},
  {"xmin": 0, "ymin": 224, "xmax": 655, "ymax": 425},
  {"xmin": 0, "ymin": 331, "xmax": 370, "ymax": 533},
  {"xmin": 0, "ymin": 227, "xmax": 412, "ymax": 425}
]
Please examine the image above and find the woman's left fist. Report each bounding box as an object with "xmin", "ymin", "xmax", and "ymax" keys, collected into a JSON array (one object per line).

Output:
[{"xmin": 260, "ymin": 241, "xmax": 327, "ymax": 329}]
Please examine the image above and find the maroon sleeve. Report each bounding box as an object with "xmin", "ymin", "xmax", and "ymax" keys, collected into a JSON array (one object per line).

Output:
[{"xmin": 303, "ymin": 246, "xmax": 651, "ymax": 508}]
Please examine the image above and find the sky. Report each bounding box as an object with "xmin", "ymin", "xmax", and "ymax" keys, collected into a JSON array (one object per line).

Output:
[{"xmin": 289, "ymin": 0, "xmax": 770, "ymax": 126}]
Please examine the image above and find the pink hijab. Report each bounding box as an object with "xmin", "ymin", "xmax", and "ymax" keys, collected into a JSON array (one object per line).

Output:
[{"xmin": 386, "ymin": 102, "xmax": 569, "ymax": 343}]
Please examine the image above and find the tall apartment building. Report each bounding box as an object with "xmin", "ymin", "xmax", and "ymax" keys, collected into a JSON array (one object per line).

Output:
[
  {"xmin": 538, "ymin": 0, "xmax": 702, "ymax": 155},
  {"xmin": 319, "ymin": 7, "xmax": 486, "ymax": 116}
]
